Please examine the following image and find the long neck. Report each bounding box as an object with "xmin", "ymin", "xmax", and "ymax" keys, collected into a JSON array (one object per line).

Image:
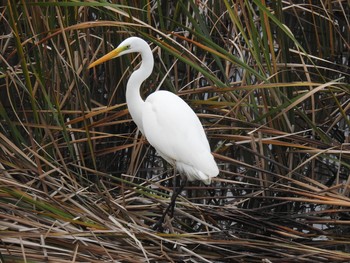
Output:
[{"xmin": 125, "ymin": 47, "xmax": 154, "ymax": 134}]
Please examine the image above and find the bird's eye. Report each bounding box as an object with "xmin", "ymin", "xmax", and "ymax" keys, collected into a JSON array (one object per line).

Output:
[{"xmin": 126, "ymin": 45, "xmax": 131, "ymax": 49}]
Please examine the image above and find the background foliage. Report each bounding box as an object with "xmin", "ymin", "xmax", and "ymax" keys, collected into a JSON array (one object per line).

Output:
[{"xmin": 0, "ymin": 0, "xmax": 349, "ymax": 262}]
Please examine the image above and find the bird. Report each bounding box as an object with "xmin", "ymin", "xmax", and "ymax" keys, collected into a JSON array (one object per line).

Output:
[{"xmin": 88, "ymin": 36, "xmax": 219, "ymax": 229}]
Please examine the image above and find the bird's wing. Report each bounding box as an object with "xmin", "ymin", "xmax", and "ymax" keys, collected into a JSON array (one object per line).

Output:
[{"xmin": 142, "ymin": 90, "xmax": 218, "ymax": 178}]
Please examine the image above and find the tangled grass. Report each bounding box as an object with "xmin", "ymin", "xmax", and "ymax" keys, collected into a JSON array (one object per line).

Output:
[{"xmin": 0, "ymin": 0, "xmax": 349, "ymax": 262}]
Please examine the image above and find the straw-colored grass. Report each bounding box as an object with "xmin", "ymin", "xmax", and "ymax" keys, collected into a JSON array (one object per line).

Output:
[{"xmin": 0, "ymin": 0, "xmax": 349, "ymax": 262}]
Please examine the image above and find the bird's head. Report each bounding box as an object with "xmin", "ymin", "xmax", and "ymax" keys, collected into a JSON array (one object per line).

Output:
[{"xmin": 88, "ymin": 37, "xmax": 148, "ymax": 69}]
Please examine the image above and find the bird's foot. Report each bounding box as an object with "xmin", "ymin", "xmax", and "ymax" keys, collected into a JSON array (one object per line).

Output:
[{"xmin": 152, "ymin": 219, "xmax": 164, "ymax": 232}]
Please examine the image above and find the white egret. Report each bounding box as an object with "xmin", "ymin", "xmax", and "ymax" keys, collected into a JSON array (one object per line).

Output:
[{"xmin": 88, "ymin": 37, "xmax": 219, "ymax": 229}]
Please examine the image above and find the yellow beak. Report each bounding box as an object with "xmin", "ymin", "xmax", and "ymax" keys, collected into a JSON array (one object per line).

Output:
[{"xmin": 88, "ymin": 46, "xmax": 125, "ymax": 69}]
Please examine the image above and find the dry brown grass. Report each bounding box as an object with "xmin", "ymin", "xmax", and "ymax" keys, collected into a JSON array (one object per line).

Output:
[{"xmin": 0, "ymin": 0, "xmax": 349, "ymax": 262}]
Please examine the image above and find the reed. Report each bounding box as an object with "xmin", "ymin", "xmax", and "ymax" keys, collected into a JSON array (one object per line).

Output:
[{"xmin": 0, "ymin": 0, "xmax": 349, "ymax": 262}]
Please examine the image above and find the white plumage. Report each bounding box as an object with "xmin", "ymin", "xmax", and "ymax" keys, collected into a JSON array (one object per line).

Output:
[{"xmin": 89, "ymin": 37, "xmax": 219, "ymax": 184}]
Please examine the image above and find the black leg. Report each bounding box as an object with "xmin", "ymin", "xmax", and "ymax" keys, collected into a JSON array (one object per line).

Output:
[{"xmin": 153, "ymin": 176, "xmax": 188, "ymax": 231}]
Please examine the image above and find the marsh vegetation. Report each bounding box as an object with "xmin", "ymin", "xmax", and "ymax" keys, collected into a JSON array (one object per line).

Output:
[{"xmin": 0, "ymin": 1, "xmax": 349, "ymax": 262}]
